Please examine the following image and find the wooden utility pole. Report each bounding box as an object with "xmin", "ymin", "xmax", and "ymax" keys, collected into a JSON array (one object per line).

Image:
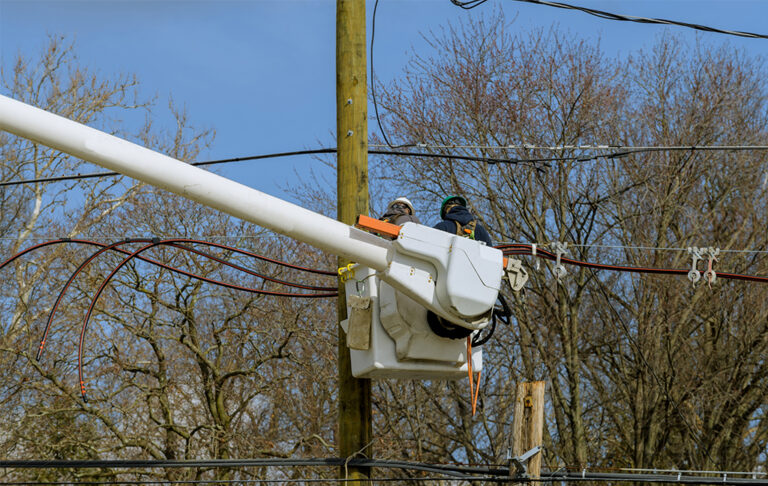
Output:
[
  {"xmin": 336, "ymin": 0, "xmax": 371, "ymax": 483},
  {"xmin": 512, "ymin": 381, "xmax": 546, "ymax": 478}
]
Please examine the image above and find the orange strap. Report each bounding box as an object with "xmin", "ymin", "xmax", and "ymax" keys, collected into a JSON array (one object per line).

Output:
[
  {"xmin": 466, "ymin": 337, "xmax": 482, "ymax": 416},
  {"xmin": 355, "ymin": 214, "xmax": 402, "ymax": 239}
]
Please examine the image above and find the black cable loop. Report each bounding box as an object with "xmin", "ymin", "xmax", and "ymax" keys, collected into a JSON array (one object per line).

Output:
[{"xmin": 471, "ymin": 293, "xmax": 511, "ymax": 347}]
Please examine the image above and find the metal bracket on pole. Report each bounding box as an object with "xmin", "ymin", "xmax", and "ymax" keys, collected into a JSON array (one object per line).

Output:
[
  {"xmin": 504, "ymin": 256, "xmax": 529, "ymax": 291},
  {"xmin": 507, "ymin": 445, "xmax": 542, "ymax": 478},
  {"xmin": 687, "ymin": 246, "xmax": 704, "ymax": 286},
  {"xmin": 551, "ymin": 242, "xmax": 567, "ymax": 282},
  {"xmin": 703, "ymin": 247, "xmax": 719, "ymax": 288}
]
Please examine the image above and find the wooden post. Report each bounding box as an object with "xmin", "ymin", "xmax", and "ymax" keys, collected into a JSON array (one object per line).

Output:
[
  {"xmin": 512, "ymin": 381, "xmax": 546, "ymax": 478},
  {"xmin": 336, "ymin": 0, "xmax": 371, "ymax": 483}
]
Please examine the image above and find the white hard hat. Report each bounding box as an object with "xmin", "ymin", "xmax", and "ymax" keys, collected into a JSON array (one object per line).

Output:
[{"xmin": 389, "ymin": 197, "xmax": 415, "ymax": 214}]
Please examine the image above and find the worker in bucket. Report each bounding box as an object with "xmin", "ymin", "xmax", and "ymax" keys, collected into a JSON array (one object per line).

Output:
[
  {"xmin": 434, "ymin": 195, "xmax": 493, "ymax": 246},
  {"xmin": 380, "ymin": 197, "xmax": 421, "ymax": 226}
]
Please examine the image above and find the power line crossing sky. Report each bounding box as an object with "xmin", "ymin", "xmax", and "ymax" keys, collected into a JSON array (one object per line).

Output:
[{"xmin": 1, "ymin": 0, "xmax": 766, "ymax": 200}]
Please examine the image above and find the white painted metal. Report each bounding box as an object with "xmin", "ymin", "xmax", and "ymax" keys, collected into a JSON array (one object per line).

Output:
[
  {"xmin": 383, "ymin": 223, "xmax": 502, "ymax": 330},
  {"xmin": 341, "ymin": 265, "xmax": 481, "ymax": 379},
  {"xmin": 0, "ymin": 94, "xmax": 391, "ymax": 271},
  {"xmin": 0, "ymin": 94, "xmax": 504, "ymax": 331}
]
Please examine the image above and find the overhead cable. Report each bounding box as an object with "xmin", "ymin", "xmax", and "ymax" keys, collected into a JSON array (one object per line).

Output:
[
  {"xmin": 451, "ymin": 0, "xmax": 490, "ymax": 10},
  {"xmin": 1, "ymin": 458, "xmax": 766, "ymax": 485},
  {"xmin": 0, "ymin": 237, "xmax": 338, "ymax": 401},
  {"xmin": 0, "ymin": 237, "xmax": 337, "ymax": 398},
  {"xmin": 371, "ymin": 143, "xmax": 768, "ymax": 152},
  {"xmin": 71, "ymin": 238, "xmax": 336, "ymax": 401},
  {"xmin": 498, "ymin": 243, "xmax": 768, "ymax": 283},
  {"xmin": 7, "ymin": 144, "xmax": 768, "ymax": 187},
  {"xmin": 371, "ymin": 0, "xmax": 398, "ymax": 148},
  {"xmin": 454, "ymin": 0, "xmax": 768, "ymax": 40},
  {"xmin": 543, "ymin": 469, "xmax": 768, "ymax": 484},
  {"xmin": 565, "ymin": 243, "xmax": 768, "ymax": 254},
  {"xmin": 34, "ymin": 237, "xmax": 335, "ymax": 358},
  {"xmin": 0, "ymin": 148, "xmax": 335, "ymax": 187},
  {"xmin": 502, "ymin": 241, "xmax": 768, "ymax": 255},
  {"xmin": 0, "ymin": 478, "xmax": 477, "ymax": 485},
  {"xmin": 0, "ymin": 458, "xmax": 489, "ymax": 479}
]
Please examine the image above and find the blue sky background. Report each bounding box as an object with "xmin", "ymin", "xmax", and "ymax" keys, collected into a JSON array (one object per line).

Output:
[{"xmin": 0, "ymin": 0, "xmax": 767, "ymax": 203}]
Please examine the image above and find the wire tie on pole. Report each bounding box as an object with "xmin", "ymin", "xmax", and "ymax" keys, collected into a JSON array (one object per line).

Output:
[
  {"xmin": 687, "ymin": 247, "xmax": 703, "ymax": 286},
  {"xmin": 582, "ymin": 468, "xmax": 586, "ymax": 479},
  {"xmin": 531, "ymin": 243, "xmax": 540, "ymax": 271}
]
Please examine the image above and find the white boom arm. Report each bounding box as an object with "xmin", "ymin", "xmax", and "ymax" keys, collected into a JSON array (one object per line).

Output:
[
  {"xmin": 0, "ymin": 95, "xmax": 390, "ymax": 270},
  {"xmin": 0, "ymin": 94, "xmax": 511, "ymax": 330}
]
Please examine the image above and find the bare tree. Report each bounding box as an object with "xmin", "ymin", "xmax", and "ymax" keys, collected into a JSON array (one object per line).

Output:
[{"xmin": 372, "ymin": 11, "xmax": 768, "ymax": 474}]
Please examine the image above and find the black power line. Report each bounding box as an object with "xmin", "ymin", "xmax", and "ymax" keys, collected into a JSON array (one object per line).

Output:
[
  {"xmin": 451, "ymin": 0, "xmax": 490, "ymax": 10},
  {"xmin": 370, "ymin": 0, "xmax": 403, "ymax": 149},
  {"xmin": 461, "ymin": 0, "xmax": 768, "ymax": 40},
  {"xmin": 0, "ymin": 458, "xmax": 766, "ymax": 485},
  {"xmin": 0, "ymin": 149, "xmax": 337, "ymax": 187},
  {"xmin": 9, "ymin": 144, "xmax": 768, "ymax": 188}
]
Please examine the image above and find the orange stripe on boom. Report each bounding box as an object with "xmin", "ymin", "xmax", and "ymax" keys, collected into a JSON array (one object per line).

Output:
[{"xmin": 355, "ymin": 214, "xmax": 401, "ymax": 239}]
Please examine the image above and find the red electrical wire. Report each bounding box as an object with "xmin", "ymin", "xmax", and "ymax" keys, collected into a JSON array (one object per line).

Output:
[
  {"xmin": 0, "ymin": 237, "xmax": 336, "ymax": 278},
  {"xmin": 0, "ymin": 239, "xmax": 78, "ymax": 269},
  {"xmin": 0, "ymin": 238, "xmax": 337, "ymax": 361},
  {"xmin": 497, "ymin": 244, "xmax": 768, "ymax": 283},
  {"xmin": 38, "ymin": 239, "xmax": 152, "ymax": 361},
  {"xmin": 177, "ymin": 239, "xmax": 337, "ymax": 276},
  {"xmin": 165, "ymin": 241, "xmax": 336, "ymax": 291},
  {"xmin": 18, "ymin": 238, "xmax": 768, "ymax": 402},
  {"xmin": 76, "ymin": 238, "xmax": 339, "ymax": 402}
]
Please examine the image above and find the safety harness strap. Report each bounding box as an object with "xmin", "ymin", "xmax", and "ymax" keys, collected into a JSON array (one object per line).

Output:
[{"xmin": 453, "ymin": 219, "xmax": 477, "ymax": 240}]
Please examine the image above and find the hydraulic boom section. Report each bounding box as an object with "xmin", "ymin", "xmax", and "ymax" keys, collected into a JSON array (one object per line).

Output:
[{"xmin": 0, "ymin": 94, "xmax": 528, "ymax": 378}]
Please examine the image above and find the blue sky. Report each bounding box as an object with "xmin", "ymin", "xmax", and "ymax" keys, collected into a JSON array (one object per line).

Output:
[{"xmin": 0, "ymin": 0, "xmax": 767, "ymax": 202}]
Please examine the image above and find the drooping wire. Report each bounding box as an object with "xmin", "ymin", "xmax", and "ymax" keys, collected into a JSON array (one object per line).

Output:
[
  {"xmin": 74, "ymin": 239, "xmax": 338, "ymax": 402},
  {"xmin": 497, "ymin": 243, "xmax": 768, "ymax": 283},
  {"xmin": 471, "ymin": 293, "xmax": 510, "ymax": 347},
  {"xmin": 0, "ymin": 457, "xmax": 765, "ymax": 485},
  {"xmin": 369, "ymin": 0, "xmax": 416, "ymax": 148},
  {"xmin": 8, "ymin": 144, "xmax": 768, "ymax": 187},
  {"xmin": 0, "ymin": 148, "xmax": 336, "ymax": 188},
  {"xmin": 503, "ymin": 0, "xmax": 768, "ymax": 40},
  {"xmin": 371, "ymin": 0, "xmax": 395, "ymax": 148},
  {"xmin": 36, "ymin": 238, "xmax": 337, "ymax": 361},
  {"xmin": 37, "ymin": 239, "xmax": 152, "ymax": 362},
  {"xmin": 166, "ymin": 241, "xmax": 337, "ymax": 286},
  {"xmin": 0, "ymin": 237, "xmax": 335, "ymax": 366},
  {"xmin": 450, "ymin": 0, "xmax": 490, "ymax": 10}
]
